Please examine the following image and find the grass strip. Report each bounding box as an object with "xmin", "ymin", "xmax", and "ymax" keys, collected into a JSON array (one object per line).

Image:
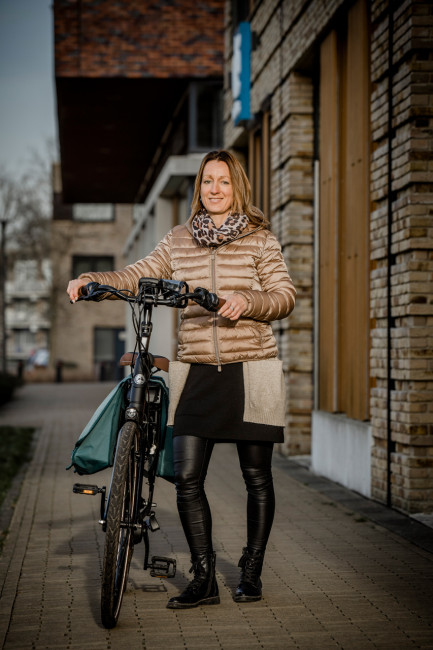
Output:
[{"xmin": 0, "ymin": 425, "xmax": 35, "ymax": 552}]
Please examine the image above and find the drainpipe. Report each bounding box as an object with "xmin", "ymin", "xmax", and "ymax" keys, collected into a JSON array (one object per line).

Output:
[{"xmin": 386, "ymin": 1, "xmax": 394, "ymax": 508}]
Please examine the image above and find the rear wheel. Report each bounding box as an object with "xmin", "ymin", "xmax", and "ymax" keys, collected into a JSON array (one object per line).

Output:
[{"xmin": 101, "ymin": 421, "xmax": 140, "ymax": 628}]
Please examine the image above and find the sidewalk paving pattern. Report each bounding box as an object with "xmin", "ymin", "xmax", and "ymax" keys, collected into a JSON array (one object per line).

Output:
[{"xmin": 0, "ymin": 383, "xmax": 432, "ymax": 649}]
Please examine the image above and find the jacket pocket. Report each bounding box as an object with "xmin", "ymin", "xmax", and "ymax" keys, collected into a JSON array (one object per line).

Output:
[
  {"xmin": 243, "ymin": 359, "xmax": 285, "ymax": 426},
  {"xmin": 167, "ymin": 361, "xmax": 191, "ymax": 426}
]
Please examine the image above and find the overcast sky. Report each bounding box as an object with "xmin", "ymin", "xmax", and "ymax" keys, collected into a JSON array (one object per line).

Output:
[{"xmin": 0, "ymin": 0, "xmax": 56, "ymax": 174}]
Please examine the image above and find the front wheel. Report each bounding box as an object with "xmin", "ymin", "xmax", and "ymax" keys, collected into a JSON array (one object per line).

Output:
[{"xmin": 101, "ymin": 421, "xmax": 140, "ymax": 628}]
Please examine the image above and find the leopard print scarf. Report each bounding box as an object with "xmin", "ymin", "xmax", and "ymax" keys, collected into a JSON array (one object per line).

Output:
[{"xmin": 192, "ymin": 209, "xmax": 249, "ymax": 247}]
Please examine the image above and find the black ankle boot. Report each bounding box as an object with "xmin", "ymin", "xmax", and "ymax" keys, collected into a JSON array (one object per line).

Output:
[
  {"xmin": 233, "ymin": 547, "xmax": 264, "ymax": 603},
  {"xmin": 166, "ymin": 552, "xmax": 220, "ymax": 609}
]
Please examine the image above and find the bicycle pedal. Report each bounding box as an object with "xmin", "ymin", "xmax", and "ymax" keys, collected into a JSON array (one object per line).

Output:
[
  {"xmin": 73, "ymin": 483, "xmax": 103, "ymax": 496},
  {"xmin": 150, "ymin": 556, "xmax": 176, "ymax": 579},
  {"xmin": 148, "ymin": 512, "xmax": 160, "ymax": 532}
]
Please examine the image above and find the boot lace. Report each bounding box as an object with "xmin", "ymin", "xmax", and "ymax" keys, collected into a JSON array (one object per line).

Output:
[
  {"xmin": 240, "ymin": 552, "xmax": 262, "ymax": 585},
  {"xmin": 184, "ymin": 560, "xmax": 207, "ymax": 595}
]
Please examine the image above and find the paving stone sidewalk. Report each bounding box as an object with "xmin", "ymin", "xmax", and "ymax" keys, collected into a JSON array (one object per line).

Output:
[{"xmin": 1, "ymin": 382, "xmax": 433, "ymax": 649}]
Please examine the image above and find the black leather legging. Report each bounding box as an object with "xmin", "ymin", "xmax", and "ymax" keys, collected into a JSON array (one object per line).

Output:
[{"xmin": 173, "ymin": 435, "xmax": 275, "ymax": 556}]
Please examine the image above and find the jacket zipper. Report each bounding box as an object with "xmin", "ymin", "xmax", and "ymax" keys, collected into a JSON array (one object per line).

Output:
[
  {"xmin": 210, "ymin": 249, "xmax": 222, "ymax": 371},
  {"xmin": 210, "ymin": 225, "xmax": 263, "ymax": 372}
]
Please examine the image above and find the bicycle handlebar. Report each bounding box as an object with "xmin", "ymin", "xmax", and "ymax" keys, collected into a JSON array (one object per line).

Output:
[{"xmin": 75, "ymin": 278, "xmax": 225, "ymax": 312}]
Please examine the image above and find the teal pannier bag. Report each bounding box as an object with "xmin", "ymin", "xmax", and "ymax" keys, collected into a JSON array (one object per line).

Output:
[
  {"xmin": 67, "ymin": 376, "xmax": 130, "ymax": 475},
  {"xmin": 151, "ymin": 375, "xmax": 174, "ymax": 482},
  {"xmin": 67, "ymin": 374, "xmax": 174, "ymax": 481},
  {"xmin": 156, "ymin": 425, "xmax": 174, "ymax": 481}
]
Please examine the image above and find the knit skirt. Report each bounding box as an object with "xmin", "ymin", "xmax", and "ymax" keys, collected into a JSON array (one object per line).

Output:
[{"xmin": 173, "ymin": 362, "xmax": 284, "ymax": 443}]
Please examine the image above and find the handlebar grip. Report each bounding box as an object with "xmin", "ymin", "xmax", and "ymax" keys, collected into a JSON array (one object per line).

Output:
[
  {"xmin": 196, "ymin": 289, "xmax": 223, "ymax": 312},
  {"xmin": 81, "ymin": 281, "xmax": 100, "ymax": 297},
  {"xmin": 72, "ymin": 281, "xmax": 100, "ymax": 303},
  {"xmin": 191, "ymin": 288, "xmax": 227, "ymax": 312}
]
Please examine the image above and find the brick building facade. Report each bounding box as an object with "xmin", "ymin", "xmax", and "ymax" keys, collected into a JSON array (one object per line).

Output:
[
  {"xmin": 50, "ymin": 164, "xmax": 133, "ymax": 382},
  {"xmin": 224, "ymin": 0, "xmax": 433, "ymax": 513},
  {"xmin": 54, "ymin": 0, "xmax": 224, "ymax": 79}
]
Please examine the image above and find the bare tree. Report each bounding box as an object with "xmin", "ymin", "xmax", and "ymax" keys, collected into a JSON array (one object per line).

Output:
[
  {"xmin": 3, "ymin": 140, "xmax": 55, "ymax": 263},
  {"xmin": 0, "ymin": 168, "xmax": 21, "ymax": 372},
  {"xmin": 0, "ymin": 142, "xmax": 56, "ymax": 373},
  {"xmin": 0, "ymin": 169, "xmax": 20, "ymax": 224}
]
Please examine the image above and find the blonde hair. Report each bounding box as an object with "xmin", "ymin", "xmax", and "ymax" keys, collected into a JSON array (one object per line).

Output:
[{"xmin": 190, "ymin": 150, "xmax": 269, "ymax": 228}]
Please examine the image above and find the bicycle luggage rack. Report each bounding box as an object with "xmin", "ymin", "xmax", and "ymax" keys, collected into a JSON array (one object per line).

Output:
[{"xmin": 73, "ymin": 483, "xmax": 106, "ymax": 522}]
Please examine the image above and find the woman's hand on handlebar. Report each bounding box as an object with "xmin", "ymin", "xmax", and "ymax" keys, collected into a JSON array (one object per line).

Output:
[
  {"xmin": 67, "ymin": 278, "xmax": 87, "ymax": 303},
  {"xmin": 218, "ymin": 293, "xmax": 247, "ymax": 321}
]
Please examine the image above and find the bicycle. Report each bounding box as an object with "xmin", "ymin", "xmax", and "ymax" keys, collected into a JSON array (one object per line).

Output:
[{"xmin": 71, "ymin": 277, "xmax": 223, "ymax": 628}]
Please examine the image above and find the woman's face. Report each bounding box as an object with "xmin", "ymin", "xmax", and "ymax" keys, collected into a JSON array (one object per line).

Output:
[{"xmin": 200, "ymin": 160, "xmax": 234, "ymax": 226}]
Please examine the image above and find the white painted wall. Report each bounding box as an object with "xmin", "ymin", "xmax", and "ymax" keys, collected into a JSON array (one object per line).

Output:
[{"xmin": 311, "ymin": 411, "xmax": 372, "ymax": 498}]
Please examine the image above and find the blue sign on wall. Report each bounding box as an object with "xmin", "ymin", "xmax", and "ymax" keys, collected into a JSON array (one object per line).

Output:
[{"xmin": 231, "ymin": 22, "xmax": 251, "ymax": 126}]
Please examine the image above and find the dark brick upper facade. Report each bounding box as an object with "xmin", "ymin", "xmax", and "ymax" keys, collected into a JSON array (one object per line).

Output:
[{"xmin": 54, "ymin": 0, "xmax": 224, "ymax": 79}]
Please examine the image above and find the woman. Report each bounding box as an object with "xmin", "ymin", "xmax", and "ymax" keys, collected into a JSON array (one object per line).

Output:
[{"xmin": 67, "ymin": 149, "xmax": 296, "ymax": 609}]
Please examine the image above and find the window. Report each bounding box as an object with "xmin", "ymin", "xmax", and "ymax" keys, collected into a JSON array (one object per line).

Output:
[
  {"xmin": 231, "ymin": 0, "xmax": 251, "ymax": 26},
  {"xmin": 14, "ymin": 261, "xmax": 37, "ymax": 285},
  {"xmin": 189, "ymin": 82, "xmax": 223, "ymax": 151},
  {"xmin": 14, "ymin": 300, "xmax": 30, "ymax": 322},
  {"xmin": 248, "ymin": 109, "xmax": 271, "ymax": 218},
  {"xmin": 72, "ymin": 256, "xmax": 114, "ymax": 278},
  {"xmin": 94, "ymin": 327, "xmax": 125, "ymax": 381},
  {"xmin": 72, "ymin": 204, "xmax": 114, "ymax": 222},
  {"xmin": 14, "ymin": 329, "xmax": 35, "ymax": 352}
]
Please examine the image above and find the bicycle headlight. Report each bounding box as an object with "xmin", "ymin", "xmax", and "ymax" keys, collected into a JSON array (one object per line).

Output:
[{"xmin": 125, "ymin": 407, "xmax": 138, "ymax": 420}]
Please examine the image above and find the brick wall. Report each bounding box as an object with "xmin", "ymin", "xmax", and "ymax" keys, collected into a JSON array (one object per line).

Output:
[
  {"xmin": 271, "ymin": 72, "xmax": 315, "ymax": 456},
  {"xmin": 224, "ymin": 0, "xmax": 333, "ymax": 454},
  {"xmin": 224, "ymin": 0, "xmax": 433, "ymax": 512},
  {"xmin": 54, "ymin": 0, "xmax": 224, "ymax": 78},
  {"xmin": 370, "ymin": 0, "xmax": 433, "ymax": 513}
]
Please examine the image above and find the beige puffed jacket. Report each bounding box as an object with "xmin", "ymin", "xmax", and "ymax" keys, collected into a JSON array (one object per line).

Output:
[{"xmin": 79, "ymin": 218, "xmax": 296, "ymax": 366}]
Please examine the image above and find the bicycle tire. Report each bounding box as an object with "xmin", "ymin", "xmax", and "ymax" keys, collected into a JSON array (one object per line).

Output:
[{"xmin": 101, "ymin": 421, "xmax": 140, "ymax": 628}]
